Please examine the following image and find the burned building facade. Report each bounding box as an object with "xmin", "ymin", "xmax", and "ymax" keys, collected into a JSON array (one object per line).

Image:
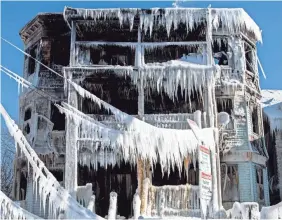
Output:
[{"xmin": 13, "ymin": 7, "xmax": 270, "ymax": 218}]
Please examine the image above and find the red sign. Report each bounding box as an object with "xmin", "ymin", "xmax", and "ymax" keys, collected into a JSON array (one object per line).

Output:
[
  {"xmin": 200, "ymin": 145, "xmax": 210, "ymax": 154},
  {"xmin": 201, "ymin": 172, "xmax": 212, "ymax": 180}
]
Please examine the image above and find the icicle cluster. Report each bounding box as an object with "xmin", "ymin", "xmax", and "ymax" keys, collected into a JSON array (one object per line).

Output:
[
  {"xmin": 64, "ymin": 7, "xmax": 262, "ymax": 42},
  {"xmin": 139, "ymin": 8, "xmax": 206, "ymax": 37},
  {"xmin": 74, "ymin": 8, "xmax": 138, "ymax": 31},
  {"xmin": 0, "ymin": 191, "xmax": 41, "ymax": 219},
  {"xmin": 137, "ymin": 61, "xmax": 216, "ymax": 103},
  {"xmin": 0, "ymin": 104, "xmax": 96, "ymax": 219},
  {"xmin": 147, "ymin": 183, "xmax": 200, "ymax": 217},
  {"xmin": 56, "ymin": 93, "xmax": 215, "ymax": 175},
  {"xmin": 70, "ymin": 61, "xmax": 217, "ymax": 107},
  {"xmin": 211, "ymin": 8, "xmax": 262, "ymax": 43}
]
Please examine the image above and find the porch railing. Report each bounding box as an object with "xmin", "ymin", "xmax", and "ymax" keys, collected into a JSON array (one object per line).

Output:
[
  {"xmin": 77, "ymin": 183, "xmax": 95, "ymax": 213},
  {"xmin": 89, "ymin": 110, "xmax": 207, "ymax": 130},
  {"xmin": 143, "ymin": 180, "xmax": 200, "ymax": 217}
]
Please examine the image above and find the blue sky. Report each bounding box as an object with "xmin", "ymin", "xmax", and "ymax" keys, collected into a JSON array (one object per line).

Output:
[{"xmin": 1, "ymin": 1, "xmax": 282, "ymax": 122}]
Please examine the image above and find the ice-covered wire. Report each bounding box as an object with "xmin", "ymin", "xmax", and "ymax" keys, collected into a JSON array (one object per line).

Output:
[{"xmin": 0, "ymin": 65, "xmax": 59, "ymax": 102}]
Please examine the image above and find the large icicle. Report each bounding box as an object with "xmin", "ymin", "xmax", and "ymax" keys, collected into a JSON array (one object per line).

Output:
[
  {"xmin": 211, "ymin": 8, "xmax": 262, "ymax": 43},
  {"xmin": 67, "ymin": 61, "xmax": 217, "ymax": 108},
  {"xmin": 0, "ymin": 104, "xmax": 96, "ymax": 219},
  {"xmin": 56, "ymin": 100, "xmax": 216, "ymax": 174},
  {"xmin": 137, "ymin": 61, "xmax": 217, "ymax": 102}
]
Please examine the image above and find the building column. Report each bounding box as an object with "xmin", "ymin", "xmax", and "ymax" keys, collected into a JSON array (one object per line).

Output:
[{"xmin": 64, "ymin": 72, "xmax": 78, "ymax": 198}]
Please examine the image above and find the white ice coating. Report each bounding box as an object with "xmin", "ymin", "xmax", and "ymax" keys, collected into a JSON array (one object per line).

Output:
[
  {"xmin": 108, "ymin": 192, "xmax": 118, "ymax": 220},
  {"xmin": 211, "ymin": 8, "xmax": 262, "ymax": 43},
  {"xmin": 64, "ymin": 7, "xmax": 262, "ymax": 42},
  {"xmin": 138, "ymin": 61, "xmax": 216, "ymax": 103},
  {"xmin": 0, "ymin": 191, "xmax": 42, "ymax": 220},
  {"xmin": 1, "ymin": 65, "xmax": 31, "ymax": 94},
  {"xmin": 0, "ymin": 104, "xmax": 96, "ymax": 219},
  {"xmin": 261, "ymin": 201, "xmax": 282, "ymax": 219},
  {"xmin": 77, "ymin": 183, "xmax": 93, "ymax": 207},
  {"xmin": 228, "ymin": 202, "xmax": 260, "ymax": 219},
  {"xmin": 261, "ymin": 90, "xmax": 282, "ymax": 132},
  {"xmin": 56, "ymin": 100, "xmax": 216, "ymax": 175},
  {"xmin": 133, "ymin": 193, "xmax": 141, "ymax": 219},
  {"xmin": 147, "ymin": 183, "xmax": 200, "ymax": 217}
]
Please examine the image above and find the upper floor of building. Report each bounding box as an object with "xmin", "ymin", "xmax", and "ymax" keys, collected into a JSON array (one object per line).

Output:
[{"xmin": 19, "ymin": 7, "xmax": 262, "ymax": 91}]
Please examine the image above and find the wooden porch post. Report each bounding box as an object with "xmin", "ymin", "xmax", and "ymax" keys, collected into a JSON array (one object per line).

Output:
[{"xmin": 139, "ymin": 159, "xmax": 151, "ymax": 215}]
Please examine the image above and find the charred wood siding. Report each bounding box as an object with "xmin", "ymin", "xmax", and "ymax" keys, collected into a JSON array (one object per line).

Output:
[{"xmin": 40, "ymin": 39, "xmax": 52, "ymax": 70}]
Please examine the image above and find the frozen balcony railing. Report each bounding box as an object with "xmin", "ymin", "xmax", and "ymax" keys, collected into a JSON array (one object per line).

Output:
[
  {"xmin": 77, "ymin": 183, "xmax": 95, "ymax": 211},
  {"xmin": 89, "ymin": 112, "xmax": 207, "ymax": 130}
]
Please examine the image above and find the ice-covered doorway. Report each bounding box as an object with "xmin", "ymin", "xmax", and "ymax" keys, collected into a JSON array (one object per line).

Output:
[{"xmin": 78, "ymin": 162, "xmax": 137, "ymax": 218}]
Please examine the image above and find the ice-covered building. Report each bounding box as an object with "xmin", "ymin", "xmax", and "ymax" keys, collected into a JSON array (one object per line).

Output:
[
  {"xmin": 13, "ymin": 6, "xmax": 269, "ymax": 218},
  {"xmin": 261, "ymin": 90, "xmax": 282, "ymax": 205}
]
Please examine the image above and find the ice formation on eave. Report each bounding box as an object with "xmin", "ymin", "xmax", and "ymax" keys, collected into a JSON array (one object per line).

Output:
[
  {"xmin": 64, "ymin": 7, "xmax": 262, "ymax": 42},
  {"xmin": 0, "ymin": 104, "xmax": 96, "ymax": 219},
  {"xmin": 211, "ymin": 8, "xmax": 262, "ymax": 43},
  {"xmin": 0, "ymin": 191, "xmax": 42, "ymax": 219},
  {"xmin": 261, "ymin": 90, "xmax": 282, "ymax": 132},
  {"xmin": 56, "ymin": 97, "xmax": 216, "ymax": 175}
]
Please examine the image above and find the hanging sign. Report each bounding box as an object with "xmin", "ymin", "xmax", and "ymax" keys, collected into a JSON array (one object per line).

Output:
[
  {"xmin": 187, "ymin": 119, "xmax": 212, "ymax": 218},
  {"xmin": 199, "ymin": 145, "xmax": 212, "ymax": 200}
]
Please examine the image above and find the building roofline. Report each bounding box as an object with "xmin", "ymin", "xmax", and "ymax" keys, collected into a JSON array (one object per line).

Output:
[{"xmin": 63, "ymin": 6, "xmax": 262, "ymax": 43}]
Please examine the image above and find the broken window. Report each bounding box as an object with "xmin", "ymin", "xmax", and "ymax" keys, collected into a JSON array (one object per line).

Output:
[
  {"xmin": 141, "ymin": 22, "xmax": 206, "ymax": 42},
  {"xmin": 213, "ymin": 38, "xmax": 229, "ymax": 66},
  {"xmin": 251, "ymin": 106, "xmax": 259, "ymax": 134},
  {"xmin": 76, "ymin": 45, "xmax": 135, "ymax": 66},
  {"xmin": 27, "ymin": 45, "xmax": 38, "ymax": 75},
  {"xmin": 144, "ymin": 45, "xmax": 199, "ymax": 64},
  {"xmin": 24, "ymin": 108, "xmax": 31, "ymax": 121},
  {"xmin": 51, "ymin": 103, "xmax": 65, "ymax": 131},
  {"xmin": 244, "ymin": 42, "xmax": 256, "ymax": 73},
  {"xmin": 80, "ymin": 73, "xmax": 138, "ymax": 115},
  {"xmin": 144, "ymin": 87, "xmax": 203, "ymax": 114},
  {"xmin": 51, "ymin": 37, "xmax": 70, "ymax": 66}
]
